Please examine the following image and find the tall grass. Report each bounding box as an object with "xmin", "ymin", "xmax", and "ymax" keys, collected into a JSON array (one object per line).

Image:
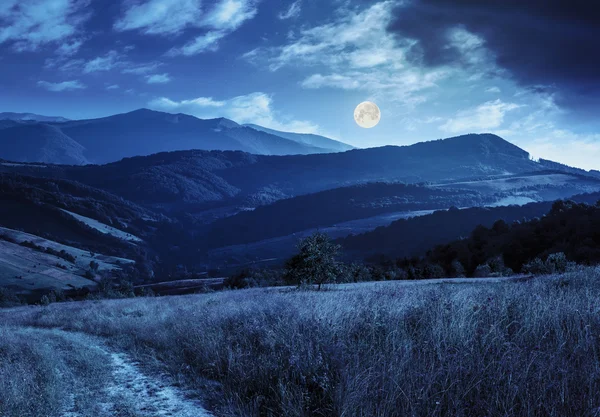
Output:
[
  {"xmin": 3, "ymin": 268, "xmax": 600, "ymax": 416},
  {"xmin": 0, "ymin": 327, "xmax": 111, "ymax": 417}
]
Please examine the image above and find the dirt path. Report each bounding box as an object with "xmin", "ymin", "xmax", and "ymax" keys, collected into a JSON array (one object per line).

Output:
[{"xmin": 46, "ymin": 329, "xmax": 214, "ymax": 417}]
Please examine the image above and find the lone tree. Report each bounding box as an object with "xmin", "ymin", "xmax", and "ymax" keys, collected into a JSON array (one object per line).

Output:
[{"xmin": 285, "ymin": 232, "xmax": 341, "ymax": 290}]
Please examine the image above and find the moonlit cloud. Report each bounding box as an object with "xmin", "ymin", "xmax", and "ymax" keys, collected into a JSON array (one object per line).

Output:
[
  {"xmin": 114, "ymin": 0, "xmax": 203, "ymax": 35},
  {"xmin": 115, "ymin": 0, "xmax": 257, "ymax": 56},
  {"xmin": 485, "ymin": 86, "xmax": 501, "ymax": 94},
  {"xmin": 440, "ymin": 100, "xmax": 521, "ymax": 133},
  {"xmin": 149, "ymin": 92, "xmax": 321, "ymax": 134},
  {"xmin": 37, "ymin": 80, "xmax": 86, "ymax": 92},
  {"xmin": 0, "ymin": 0, "xmax": 90, "ymax": 52},
  {"xmin": 278, "ymin": 1, "xmax": 301, "ymax": 20},
  {"xmin": 56, "ymin": 38, "xmax": 85, "ymax": 56},
  {"xmin": 145, "ymin": 73, "xmax": 172, "ymax": 84},
  {"xmin": 121, "ymin": 62, "xmax": 163, "ymax": 75},
  {"xmin": 244, "ymin": 1, "xmax": 445, "ymax": 106},
  {"xmin": 83, "ymin": 50, "xmax": 122, "ymax": 73},
  {"xmin": 203, "ymin": 0, "xmax": 257, "ymax": 31},
  {"xmin": 167, "ymin": 31, "xmax": 226, "ymax": 56}
]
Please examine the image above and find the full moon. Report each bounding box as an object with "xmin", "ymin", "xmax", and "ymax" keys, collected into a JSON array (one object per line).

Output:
[{"xmin": 354, "ymin": 101, "xmax": 381, "ymax": 128}]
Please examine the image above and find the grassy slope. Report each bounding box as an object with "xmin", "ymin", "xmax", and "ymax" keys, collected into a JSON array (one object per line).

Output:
[
  {"xmin": 0, "ymin": 226, "xmax": 134, "ymax": 295},
  {"xmin": 0, "ymin": 327, "xmax": 111, "ymax": 417},
  {"xmin": 3, "ymin": 268, "xmax": 600, "ymax": 416}
]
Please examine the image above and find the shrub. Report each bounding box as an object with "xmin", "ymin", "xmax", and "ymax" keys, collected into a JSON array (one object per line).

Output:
[
  {"xmin": 473, "ymin": 263, "xmax": 492, "ymax": 277},
  {"xmin": 0, "ymin": 288, "xmax": 21, "ymax": 308},
  {"xmin": 524, "ymin": 252, "xmax": 576, "ymax": 275}
]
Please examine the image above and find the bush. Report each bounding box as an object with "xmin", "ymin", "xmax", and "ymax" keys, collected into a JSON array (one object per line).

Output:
[
  {"xmin": 523, "ymin": 252, "xmax": 576, "ymax": 275},
  {"xmin": 473, "ymin": 264, "xmax": 492, "ymax": 277},
  {"xmin": 0, "ymin": 288, "xmax": 21, "ymax": 308}
]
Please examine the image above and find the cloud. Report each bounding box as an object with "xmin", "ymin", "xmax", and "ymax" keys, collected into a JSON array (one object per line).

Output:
[
  {"xmin": 485, "ymin": 86, "xmax": 501, "ymax": 94},
  {"xmin": 106, "ymin": 84, "xmax": 120, "ymax": 90},
  {"xmin": 167, "ymin": 31, "xmax": 226, "ymax": 56},
  {"xmin": 83, "ymin": 50, "xmax": 122, "ymax": 73},
  {"xmin": 56, "ymin": 38, "xmax": 85, "ymax": 56},
  {"xmin": 203, "ymin": 0, "xmax": 257, "ymax": 31},
  {"xmin": 149, "ymin": 92, "xmax": 321, "ymax": 133},
  {"xmin": 278, "ymin": 1, "xmax": 301, "ymax": 20},
  {"xmin": 0, "ymin": 0, "xmax": 90, "ymax": 52},
  {"xmin": 525, "ymin": 130, "xmax": 600, "ymax": 171},
  {"xmin": 115, "ymin": 0, "xmax": 257, "ymax": 56},
  {"xmin": 121, "ymin": 62, "xmax": 163, "ymax": 75},
  {"xmin": 114, "ymin": 0, "xmax": 203, "ymax": 35},
  {"xmin": 244, "ymin": 1, "xmax": 446, "ymax": 106},
  {"xmin": 246, "ymin": 1, "xmax": 405, "ymax": 71},
  {"xmin": 37, "ymin": 80, "xmax": 86, "ymax": 92},
  {"xmin": 387, "ymin": 0, "xmax": 600, "ymax": 110},
  {"xmin": 439, "ymin": 99, "xmax": 521, "ymax": 133},
  {"xmin": 145, "ymin": 73, "xmax": 172, "ymax": 84}
]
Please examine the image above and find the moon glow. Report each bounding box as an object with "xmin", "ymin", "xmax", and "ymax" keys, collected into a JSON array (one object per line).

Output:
[{"xmin": 354, "ymin": 101, "xmax": 381, "ymax": 128}]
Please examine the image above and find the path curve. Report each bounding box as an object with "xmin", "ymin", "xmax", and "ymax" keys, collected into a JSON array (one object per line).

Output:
[{"xmin": 42, "ymin": 328, "xmax": 214, "ymax": 417}]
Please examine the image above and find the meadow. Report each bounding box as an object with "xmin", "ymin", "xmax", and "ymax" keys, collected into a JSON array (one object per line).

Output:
[{"xmin": 2, "ymin": 268, "xmax": 600, "ymax": 416}]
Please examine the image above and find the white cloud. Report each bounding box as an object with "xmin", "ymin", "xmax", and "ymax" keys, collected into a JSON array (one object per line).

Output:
[
  {"xmin": 167, "ymin": 31, "xmax": 226, "ymax": 56},
  {"xmin": 114, "ymin": 0, "xmax": 203, "ymax": 35},
  {"xmin": 106, "ymin": 84, "xmax": 120, "ymax": 90},
  {"xmin": 244, "ymin": 1, "xmax": 446, "ymax": 106},
  {"xmin": 148, "ymin": 92, "xmax": 321, "ymax": 133},
  {"xmin": 56, "ymin": 38, "xmax": 85, "ymax": 56},
  {"xmin": 83, "ymin": 50, "xmax": 122, "ymax": 73},
  {"xmin": 115, "ymin": 0, "xmax": 256, "ymax": 56},
  {"xmin": 440, "ymin": 99, "xmax": 521, "ymax": 133},
  {"xmin": 301, "ymin": 74, "xmax": 361, "ymax": 90},
  {"xmin": 525, "ymin": 131, "xmax": 600, "ymax": 171},
  {"xmin": 246, "ymin": 1, "xmax": 405, "ymax": 71},
  {"xmin": 37, "ymin": 80, "xmax": 86, "ymax": 92},
  {"xmin": 485, "ymin": 86, "xmax": 501, "ymax": 94},
  {"xmin": 278, "ymin": 1, "xmax": 301, "ymax": 20},
  {"xmin": 0, "ymin": 0, "xmax": 90, "ymax": 52},
  {"xmin": 203, "ymin": 0, "xmax": 257, "ymax": 31},
  {"xmin": 121, "ymin": 62, "xmax": 163, "ymax": 75},
  {"xmin": 145, "ymin": 73, "xmax": 172, "ymax": 84}
]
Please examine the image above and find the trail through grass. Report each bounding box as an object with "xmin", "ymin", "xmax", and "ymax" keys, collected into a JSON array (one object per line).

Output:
[{"xmin": 3, "ymin": 268, "xmax": 600, "ymax": 416}]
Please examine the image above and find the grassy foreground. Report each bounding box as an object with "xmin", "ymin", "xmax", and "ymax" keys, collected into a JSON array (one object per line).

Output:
[
  {"xmin": 0, "ymin": 327, "xmax": 111, "ymax": 416},
  {"xmin": 3, "ymin": 268, "xmax": 600, "ymax": 416}
]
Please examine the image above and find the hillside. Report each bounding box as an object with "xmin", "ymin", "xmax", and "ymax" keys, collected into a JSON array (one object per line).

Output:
[
  {"xmin": 0, "ymin": 133, "xmax": 558, "ymax": 212},
  {"xmin": 0, "ymin": 112, "xmax": 69, "ymax": 123},
  {"xmin": 244, "ymin": 124, "xmax": 354, "ymax": 152},
  {"xmin": 417, "ymin": 199, "xmax": 600, "ymax": 276},
  {"xmin": 339, "ymin": 191, "xmax": 600, "ymax": 260},
  {"xmin": 0, "ymin": 109, "xmax": 345, "ymax": 165},
  {"xmin": 0, "ymin": 123, "xmax": 89, "ymax": 165},
  {"xmin": 0, "ymin": 226, "xmax": 133, "ymax": 300}
]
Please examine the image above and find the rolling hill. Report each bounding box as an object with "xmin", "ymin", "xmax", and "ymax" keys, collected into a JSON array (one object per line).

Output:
[
  {"xmin": 244, "ymin": 124, "xmax": 354, "ymax": 152},
  {"xmin": 0, "ymin": 109, "xmax": 351, "ymax": 165},
  {"xmin": 1, "ymin": 132, "xmax": 600, "ymax": 277},
  {"xmin": 0, "ymin": 112, "xmax": 70, "ymax": 123}
]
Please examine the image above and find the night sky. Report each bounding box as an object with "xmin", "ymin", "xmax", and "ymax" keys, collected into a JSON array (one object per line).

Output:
[{"xmin": 1, "ymin": 0, "xmax": 598, "ymax": 168}]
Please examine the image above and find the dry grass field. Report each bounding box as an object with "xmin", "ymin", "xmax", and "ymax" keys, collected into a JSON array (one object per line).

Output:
[{"xmin": 2, "ymin": 267, "xmax": 600, "ymax": 416}]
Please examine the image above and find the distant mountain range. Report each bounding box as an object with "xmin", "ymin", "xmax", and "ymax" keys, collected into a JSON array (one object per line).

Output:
[
  {"xmin": 2, "ymin": 131, "xmax": 600, "ymax": 277},
  {"xmin": 0, "ymin": 109, "xmax": 353, "ymax": 164},
  {"xmin": 244, "ymin": 124, "xmax": 354, "ymax": 152},
  {"xmin": 0, "ymin": 112, "xmax": 70, "ymax": 123}
]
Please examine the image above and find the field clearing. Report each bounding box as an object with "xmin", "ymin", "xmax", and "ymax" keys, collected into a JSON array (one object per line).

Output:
[
  {"xmin": 60, "ymin": 209, "xmax": 143, "ymax": 243},
  {"xmin": 0, "ymin": 226, "xmax": 134, "ymax": 294},
  {"xmin": 0, "ymin": 240, "xmax": 95, "ymax": 294},
  {"xmin": 3, "ymin": 268, "xmax": 600, "ymax": 416},
  {"xmin": 435, "ymin": 172, "xmax": 600, "ymax": 192}
]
